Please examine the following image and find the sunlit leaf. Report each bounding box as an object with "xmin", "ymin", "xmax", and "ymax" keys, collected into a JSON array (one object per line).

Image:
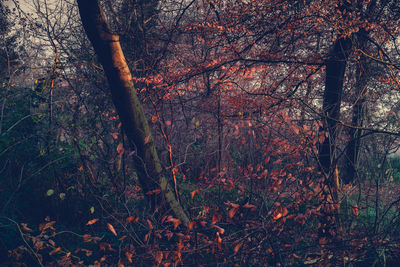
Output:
[{"xmin": 273, "ymin": 212, "xmax": 283, "ymax": 220}]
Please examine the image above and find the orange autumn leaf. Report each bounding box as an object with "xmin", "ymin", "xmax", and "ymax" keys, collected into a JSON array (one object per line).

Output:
[
  {"xmin": 282, "ymin": 207, "xmax": 288, "ymax": 217},
  {"xmin": 242, "ymin": 203, "xmax": 257, "ymax": 211},
  {"xmin": 144, "ymin": 233, "xmax": 150, "ymax": 242},
  {"xmin": 107, "ymin": 223, "xmax": 117, "ymax": 236},
  {"xmin": 86, "ymin": 219, "xmax": 99, "ymax": 226},
  {"xmin": 190, "ymin": 189, "xmax": 200, "ymax": 199},
  {"xmin": 216, "ymin": 232, "xmax": 222, "ymax": 244},
  {"xmin": 187, "ymin": 221, "xmax": 195, "ymax": 231},
  {"xmin": 155, "ymin": 251, "xmax": 163, "ymax": 264},
  {"xmin": 228, "ymin": 207, "xmax": 239, "ymax": 219},
  {"xmin": 125, "ymin": 251, "xmax": 133, "ymax": 263},
  {"xmin": 211, "ymin": 224, "xmax": 225, "ymax": 234},
  {"xmin": 49, "ymin": 247, "xmax": 62, "ymax": 255},
  {"xmin": 117, "ymin": 143, "xmax": 124, "ymax": 155},
  {"xmin": 273, "ymin": 212, "xmax": 283, "ymax": 220},
  {"xmin": 21, "ymin": 223, "xmax": 33, "ymax": 232},
  {"xmin": 126, "ymin": 216, "xmax": 137, "ymax": 224},
  {"xmin": 233, "ymin": 242, "xmax": 243, "ymax": 253},
  {"xmin": 146, "ymin": 219, "xmax": 153, "ymax": 230},
  {"xmin": 352, "ymin": 206, "xmax": 359, "ymax": 217},
  {"xmin": 166, "ymin": 216, "xmax": 181, "ymax": 230},
  {"xmin": 212, "ymin": 213, "xmax": 222, "ymax": 225},
  {"xmin": 199, "ymin": 221, "xmax": 207, "ymax": 227},
  {"xmin": 319, "ymin": 237, "xmax": 327, "ymax": 245},
  {"xmin": 145, "ymin": 188, "xmax": 161, "ymax": 195}
]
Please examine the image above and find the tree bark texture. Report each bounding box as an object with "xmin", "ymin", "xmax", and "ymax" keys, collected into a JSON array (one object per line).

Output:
[
  {"xmin": 318, "ymin": 37, "xmax": 352, "ymax": 189},
  {"xmin": 76, "ymin": 0, "xmax": 189, "ymax": 225}
]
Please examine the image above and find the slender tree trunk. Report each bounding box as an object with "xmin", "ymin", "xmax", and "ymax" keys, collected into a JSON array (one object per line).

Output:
[
  {"xmin": 77, "ymin": 0, "xmax": 189, "ymax": 225},
  {"xmin": 343, "ymin": 30, "xmax": 369, "ymax": 184},
  {"xmin": 318, "ymin": 37, "xmax": 352, "ymax": 190}
]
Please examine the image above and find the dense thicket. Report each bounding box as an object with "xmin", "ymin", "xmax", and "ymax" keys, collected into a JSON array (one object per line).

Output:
[{"xmin": 2, "ymin": 0, "xmax": 400, "ymax": 266}]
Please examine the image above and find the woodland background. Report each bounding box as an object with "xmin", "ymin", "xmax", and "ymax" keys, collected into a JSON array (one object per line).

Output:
[{"xmin": 2, "ymin": 0, "xmax": 400, "ymax": 266}]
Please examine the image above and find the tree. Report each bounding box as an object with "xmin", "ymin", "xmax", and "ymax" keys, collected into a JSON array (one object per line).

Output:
[{"xmin": 76, "ymin": 0, "xmax": 189, "ymax": 225}]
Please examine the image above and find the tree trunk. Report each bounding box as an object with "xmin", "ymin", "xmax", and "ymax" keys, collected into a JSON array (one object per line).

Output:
[
  {"xmin": 77, "ymin": 0, "xmax": 189, "ymax": 225},
  {"xmin": 318, "ymin": 37, "xmax": 352, "ymax": 190},
  {"xmin": 343, "ymin": 30, "xmax": 369, "ymax": 184}
]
